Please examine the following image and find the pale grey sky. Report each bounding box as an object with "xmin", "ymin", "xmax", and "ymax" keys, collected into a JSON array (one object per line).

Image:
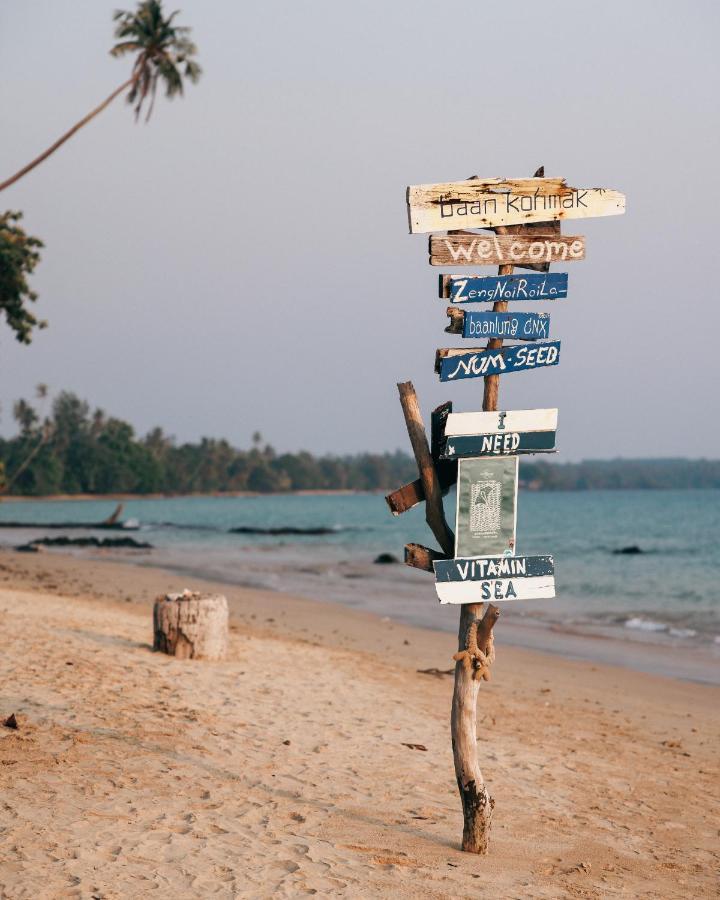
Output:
[{"xmin": 1, "ymin": 0, "xmax": 718, "ymax": 459}]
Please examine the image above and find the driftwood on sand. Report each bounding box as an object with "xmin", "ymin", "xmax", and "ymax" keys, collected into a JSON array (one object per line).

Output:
[{"xmin": 153, "ymin": 591, "xmax": 229, "ymax": 660}]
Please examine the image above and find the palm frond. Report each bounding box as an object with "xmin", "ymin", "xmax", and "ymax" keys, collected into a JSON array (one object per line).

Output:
[{"xmin": 111, "ymin": 0, "xmax": 201, "ymax": 119}]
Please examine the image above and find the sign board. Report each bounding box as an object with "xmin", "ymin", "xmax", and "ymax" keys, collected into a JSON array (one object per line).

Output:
[
  {"xmin": 436, "ymin": 341, "xmax": 561, "ymax": 382},
  {"xmin": 456, "ymin": 310, "xmax": 550, "ymax": 341},
  {"xmin": 407, "ymin": 177, "xmax": 625, "ymax": 233},
  {"xmin": 442, "ymin": 408, "xmax": 558, "ymax": 459},
  {"xmin": 455, "ymin": 456, "xmax": 518, "ymax": 559},
  {"xmin": 440, "ymin": 273, "xmax": 568, "ymax": 303},
  {"xmin": 430, "ymin": 234, "xmax": 585, "ymax": 267},
  {"xmin": 433, "ymin": 555, "xmax": 555, "ymax": 604}
]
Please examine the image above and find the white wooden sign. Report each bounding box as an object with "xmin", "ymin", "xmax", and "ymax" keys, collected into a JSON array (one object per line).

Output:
[
  {"xmin": 443, "ymin": 409, "xmax": 558, "ymax": 458},
  {"xmin": 407, "ymin": 177, "xmax": 625, "ymax": 233},
  {"xmin": 446, "ymin": 409, "xmax": 558, "ymax": 437},
  {"xmin": 435, "ymin": 576, "xmax": 556, "ymax": 604},
  {"xmin": 433, "ymin": 555, "xmax": 556, "ymax": 604}
]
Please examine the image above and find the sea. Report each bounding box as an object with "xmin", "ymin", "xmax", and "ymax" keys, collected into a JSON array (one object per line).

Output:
[{"xmin": 1, "ymin": 490, "xmax": 719, "ymax": 682}]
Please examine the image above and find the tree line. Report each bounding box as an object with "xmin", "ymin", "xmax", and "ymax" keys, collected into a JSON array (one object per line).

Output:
[
  {"xmin": 1, "ymin": 390, "xmax": 719, "ymax": 497},
  {"xmin": 0, "ymin": 390, "xmax": 417, "ymax": 495}
]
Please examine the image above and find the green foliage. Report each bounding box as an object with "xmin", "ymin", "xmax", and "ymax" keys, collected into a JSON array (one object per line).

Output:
[
  {"xmin": 0, "ymin": 211, "xmax": 45, "ymax": 344},
  {"xmin": 111, "ymin": 0, "xmax": 202, "ymax": 121},
  {"xmin": 2, "ymin": 390, "xmax": 719, "ymax": 497},
  {"xmin": 0, "ymin": 391, "xmax": 418, "ymax": 496}
]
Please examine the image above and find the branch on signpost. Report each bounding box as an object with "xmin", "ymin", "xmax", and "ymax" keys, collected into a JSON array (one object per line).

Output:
[
  {"xmin": 445, "ymin": 307, "xmax": 465, "ymax": 334},
  {"xmin": 397, "ymin": 381, "xmax": 454, "ymax": 557},
  {"xmin": 404, "ymin": 542, "xmax": 446, "ymax": 572},
  {"xmin": 386, "ymin": 400, "xmax": 457, "ymax": 517}
]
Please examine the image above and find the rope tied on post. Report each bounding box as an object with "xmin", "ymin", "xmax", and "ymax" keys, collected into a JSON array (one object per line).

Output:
[{"xmin": 452, "ymin": 604, "xmax": 500, "ymax": 681}]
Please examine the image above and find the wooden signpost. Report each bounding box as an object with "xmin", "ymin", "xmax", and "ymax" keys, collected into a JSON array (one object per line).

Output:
[
  {"xmin": 436, "ymin": 341, "xmax": 561, "ymax": 382},
  {"xmin": 408, "ymin": 177, "xmax": 625, "ymax": 233},
  {"xmin": 440, "ymin": 272, "xmax": 568, "ymax": 302},
  {"xmin": 429, "ymin": 233, "xmax": 585, "ymax": 267},
  {"xmin": 386, "ymin": 165, "xmax": 624, "ymax": 855},
  {"xmin": 442, "ymin": 408, "xmax": 558, "ymax": 459},
  {"xmin": 434, "ymin": 555, "xmax": 555, "ymax": 605},
  {"xmin": 446, "ymin": 309, "xmax": 550, "ymax": 340}
]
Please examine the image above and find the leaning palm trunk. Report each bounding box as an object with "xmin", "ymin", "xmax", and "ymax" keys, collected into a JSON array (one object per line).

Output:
[
  {"xmin": 0, "ymin": 77, "xmax": 135, "ymax": 193},
  {"xmin": 0, "ymin": 425, "xmax": 53, "ymax": 494}
]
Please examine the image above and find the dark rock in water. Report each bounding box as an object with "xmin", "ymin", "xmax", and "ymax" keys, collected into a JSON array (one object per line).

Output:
[
  {"xmin": 612, "ymin": 545, "xmax": 643, "ymax": 555},
  {"xmin": 229, "ymin": 526, "xmax": 337, "ymax": 536},
  {"xmin": 374, "ymin": 552, "xmax": 400, "ymax": 564},
  {"xmin": 0, "ymin": 503, "xmax": 138, "ymax": 531},
  {"xmin": 15, "ymin": 536, "xmax": 152, "ymax": 551}
]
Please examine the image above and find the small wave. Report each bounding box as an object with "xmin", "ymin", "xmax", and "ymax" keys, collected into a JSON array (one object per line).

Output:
[
  {"xmin": 624, "ymin": 617, "xmax": 668, "ymax": 632},
  {"xmin": 668, "ymin": 627, "xmax": 697, "ymax": 639},
  {"xmin": 624, "ymin": 617, "xmax": 698, "ymax": 639},
  {"xmin": 228, "ymin": 525, "xmax": 355, "ymax": 536}
]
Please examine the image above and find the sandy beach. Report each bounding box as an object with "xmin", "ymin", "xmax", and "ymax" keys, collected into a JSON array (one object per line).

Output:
[{"xmin": 0, "ymin": 548, "xmax": 718, "ymax": 899}]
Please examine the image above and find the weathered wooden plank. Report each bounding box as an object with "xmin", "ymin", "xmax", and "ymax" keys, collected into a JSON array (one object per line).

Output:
[
  {"xmin": 397, "ymin": 382, "xmax": 454, "ymax": 555},
  {"xmin": 435, "ymin": 555, "xmax": 555, "ymax": 581},
  {"xmin": 440, "ymin": 272, "xmax": 568, "ymax": 302},
  {"xmin": 431, "ymin": 401, "xmax": 457, "ymax": 500},
  {"xmin": 446, "ymin": 309, "xmax": 550, "ymax": 341},
  {"xmin": 445, "ymin": 408, "xmax": 558, "ymax": 436},
  {"xmin": 435, "ymin": 575, "xmax": 556, "ymax": 605},
  {"xmin": 384, "ymin": 464, "xmax": 456, "ymax": 516},
  {"xmin": 455, "ymin": 457, "xmax": 518, "ymax": 559},
  {"xmin": 430, "ymin": 233, "xmax": 584, "ymax": 267},
  {"xmin": 436, "ymin": 342, "xmax": 561, "ymax": 382},
  {"xmin": 405, "ymin": 542, "xmax": 447, "ymax": 572},
  {"xmin": 443, "ymin": 431, "xmax": 556, "ymax": 459},
  {"xmin": 407, "ymin": 177, "xmax": 624, "ymax": 233}
]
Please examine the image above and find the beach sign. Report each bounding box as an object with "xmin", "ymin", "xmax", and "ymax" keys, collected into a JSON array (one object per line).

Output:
[
  {"xmin": 388, "ymin": 166, "xmax": 626, "ymax": 855},
  {"xmin": 428, "ymin": 232, "xmax": 585, "ymax": 266},
  {"xmin": 441, "ymin": 408, "xmax": 558, "ymax": 459},
  {"xmin": 439, "ymin": 272, "xmax": 568, "ymax": 303},
  {"xmin": 436, "ymin": 341, "xmax": 561, "ymax": 382},
  {"xmin": 408, "ymin": 177, "xmax": 625, "ymax": 233},
  {"xmin": 429, "ymin": 233, "xmax": 585, "ymax": 267},
  {"xmin": 455, "ymin": 456, "xmax": 518, "ymax": 559},
  {"xmin": 434, "ymin": 555, "xmax": 555, "ymax": 604},
  {"xmin": 446, "ymin": 309, "xmax": 550, "ymax": 341}
]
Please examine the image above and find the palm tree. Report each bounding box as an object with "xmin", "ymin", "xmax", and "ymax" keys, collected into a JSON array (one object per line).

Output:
[{"xmin": 0, "ymin": 1, "xmax": 201, "ymax": 194}]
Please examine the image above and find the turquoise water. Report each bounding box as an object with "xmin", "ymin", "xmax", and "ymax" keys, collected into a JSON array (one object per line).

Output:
[{"xmin": 1, "ymin": 490, "xmax": 719, "ymax": 650}]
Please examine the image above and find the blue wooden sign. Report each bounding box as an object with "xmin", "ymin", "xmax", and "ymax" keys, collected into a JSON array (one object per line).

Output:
[
  {"xmin": 442, "ymin": 431, "xmax": 556, "ymax": 459},
  {"xmin": 440, "ymin": 273, "xmax": 568, "ymax": 303},
  {"xmin": 436, "ymin": 341, "xmax": 561, "ymax": 383},
  {"xmin": 460, "ymin": 311, "xmax": 550, "ymax": 341}
]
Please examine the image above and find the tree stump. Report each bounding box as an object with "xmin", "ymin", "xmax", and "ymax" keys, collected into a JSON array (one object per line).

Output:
[{"xmin": 153, "ymin": 590, "xmax": 228, "ymax": 660}]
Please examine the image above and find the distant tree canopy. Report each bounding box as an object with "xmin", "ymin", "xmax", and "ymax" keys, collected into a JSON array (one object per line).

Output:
[
  {"xmin": 0, "ymin": 211, "xmax": 44, "ymax": 343},
  {"xmin": 0, "ymin": 391, "xmax": 417, "ymax": 495},
  {"xmin": 1, "ymin": 390, "xmax": 719, "ymax": 496}
]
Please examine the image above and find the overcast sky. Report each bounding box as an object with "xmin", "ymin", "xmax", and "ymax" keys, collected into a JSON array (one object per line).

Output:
[{"xmin": 1, "ymin": 0, "xmax": 718, "ymax": 459}]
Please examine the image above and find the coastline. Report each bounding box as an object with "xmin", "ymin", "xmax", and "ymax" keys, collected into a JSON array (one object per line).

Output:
[
  {"xmin": 1, "ymin": 548, "xmax": 718, "ymax": 897},
  {"xmin": 3, "ymin": 545, "xmax": 719, "ymax": 685},
  {"xmin": 0, "ymin": 489, "xmax": 373, "ymax": 503}
]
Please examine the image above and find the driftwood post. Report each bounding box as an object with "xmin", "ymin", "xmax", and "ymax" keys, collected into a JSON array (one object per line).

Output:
[
  {"xmin": 153, "ymin": 590, "xmax": 229, "ymax": 660},
  {"xmin": 450, "ymin": 166, "xmax": 547, "ymax": 853},
  {"xmin": 394, "ymin": 165, "xmax": 623, "ymax": 853}
]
